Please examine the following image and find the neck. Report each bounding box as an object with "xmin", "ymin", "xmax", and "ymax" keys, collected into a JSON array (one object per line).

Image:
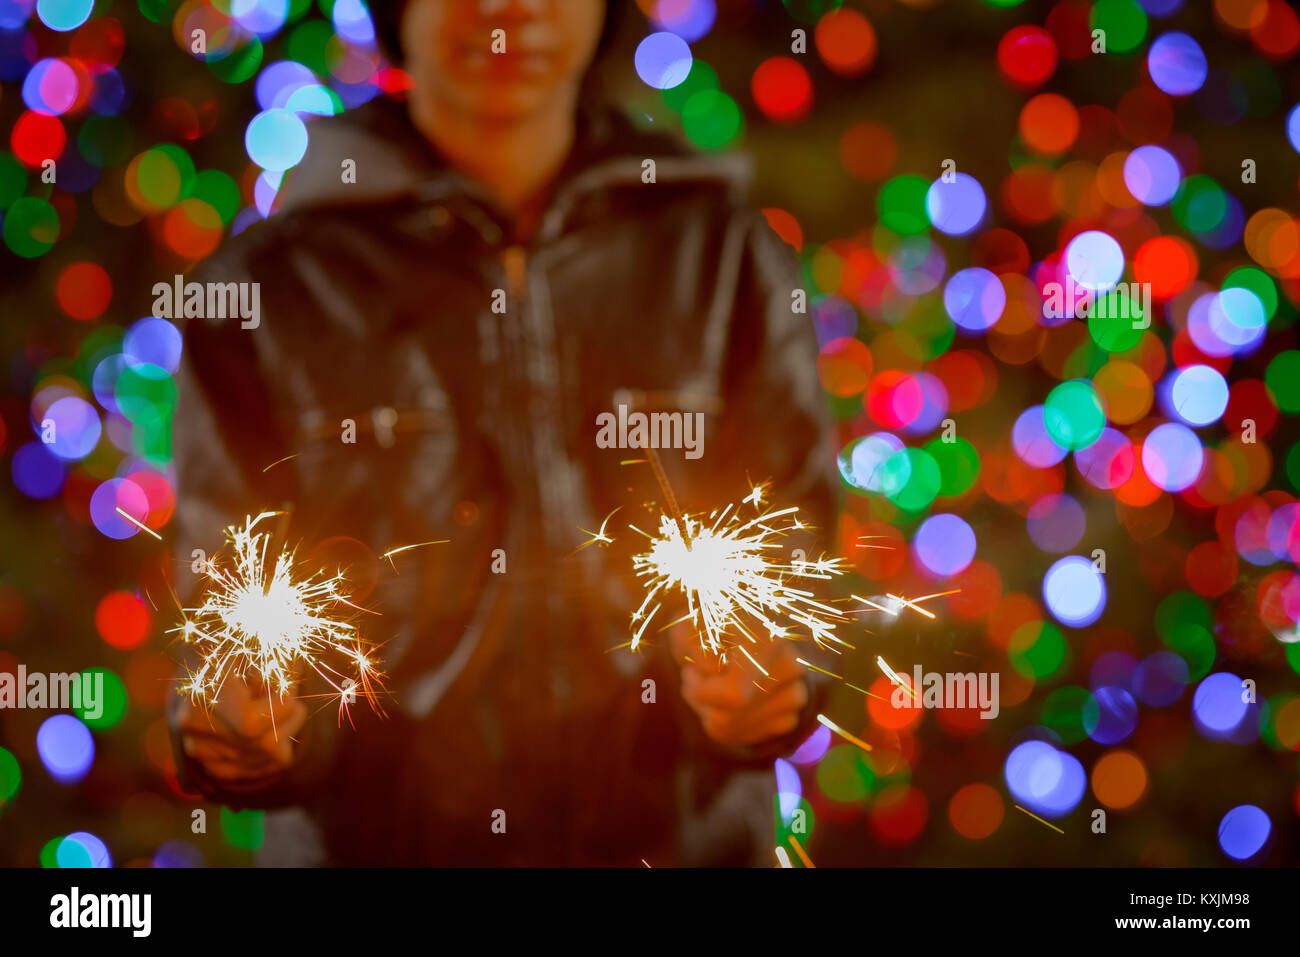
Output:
[{"xmin": 411, "ymin": 94, "xmax": 577, "ymax": 229}]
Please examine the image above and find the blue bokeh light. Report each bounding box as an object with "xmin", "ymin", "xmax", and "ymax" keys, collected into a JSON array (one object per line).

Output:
[
  {"xmin": 1147, "ymin": 32, "xmax": 1207, "ymax": 97},
  {"xmin": 1043, "ymin": 555, "xmax": 1106, "ymax": 628}
]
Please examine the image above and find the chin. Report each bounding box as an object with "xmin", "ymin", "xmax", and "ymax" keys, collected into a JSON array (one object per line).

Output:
[{"xmin": 458, "ymin": 84, "xmax": 556, "ymax": 122}]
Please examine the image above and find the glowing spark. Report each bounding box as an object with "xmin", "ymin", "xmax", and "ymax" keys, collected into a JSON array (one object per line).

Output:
[
  {"xmin": 796, "ymin": 658, "xmax": 881, "ymax": 699},
  {"xmin": 577, "ymin": 508, "xmax": 621, "ymax": 550},
  {"xmin": 876, "ymin": 655, "xmax": 905, "ymax": 685},
  {"xmin": 885, "ymin": 593, "xmax": 936, "ymax": 620},
  {"xmin": 796, "ymin": 657, "xmax": 843, "ymax": 681},
  {"xmin": 816, "ymin": 713, "xmax": 873, "ymax": 752},
  {"xmin": 877, "ymin": 654, "xmax": 919, "ymax": 703},
  {"xmin": 1014, "ymin": 805, "xmax": 1065, "ymax": 834},
  {"xmin": 115, "ymin": 507, "xmax": 162, "ymax": 541},
  {"xmin": 787, "ymin": 835, "xmax": 815, "ymax": 868},
  {"xmin": 774, "ymin": 847, "xmax": 793, "ymax": 868},
  {"xmin": 851, "ymin": 589, "xmax": 959, "ymax": 620},
  {"xmin": 170, "ymin": 512, "xmax": 386, "ymax": 721},
  {"xmin": 628, "ymin": 493, "xmax": 848, "ymax": 662},
  {"xmin": 261, "ymin": 453, "xmax": 301, "ymax": 473},
  {"xmin": 381, "ymin": 539, "xmax": 449, "ymax": 572},
  {"xmin": 852, "ymin": 593, "xmax": 898, "ymax": 615}
]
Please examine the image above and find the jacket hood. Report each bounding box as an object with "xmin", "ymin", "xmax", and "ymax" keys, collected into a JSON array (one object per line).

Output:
[{"xmin": 275, "ymin": 94, "xmax": 754, "ymax": 220}]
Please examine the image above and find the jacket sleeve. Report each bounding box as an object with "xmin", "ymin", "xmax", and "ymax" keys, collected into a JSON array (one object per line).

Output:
[
  {"xmin": 166, "ymin": 233, "xmax": 339, "ymax": 810},
  {"xmin": 669, "ymin": 205, "xmax": 841, "ymax": 768}
]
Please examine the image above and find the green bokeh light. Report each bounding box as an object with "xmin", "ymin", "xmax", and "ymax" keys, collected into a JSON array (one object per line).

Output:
[
  {"xmin": 925, "ymin": 436, "xmax": 981, "ymax": 496},
  {"xmin": 1043, "ymin": 379, "xmax": 1105, "ymax": 451},
  {"xmin": 210, "ymin": 37, "xmax": 265, "ymax": 84},
  {"xmin": 1162, "ymin": 623, "xmax": 1215, "ymax": 680},
  {"xmin": 135, "ymin": 147, "xmax": 185, "ymax": 209},
  {"xmin": 137, "ymin": 0, "xmax": 178, "ymax": 23},
  {"xmin": 1010, "ymin": 621, "xmax": 1069, "ymax": 680},
  {"xmin": 1155, "ymin": 591, "xmax": 1211, "ymax": 640},
  {"xmin": 772, "ymin": 793, "xmax": 816, "ymax": 847},
  {"xmin": 0, "ymin": 152, "xmax": 26, "ymax": 209},
  {"xmin": 115, "ymin": 362, "xmax": 177, "ymax": 427},
  {"xmin": 1266, "ymin": 351, "xmax": 1300, "ymax": 413},
  {"xmin": 780, "ymin": 0, "xmax": 843, "ymax": 25},
  {"xmin": 662, "ymin": 60, "xmax": 719, "ymax": 113},
  {"xmin": 74, "ymin": 668, "xmax": 127, "ymax": 730},
  {"xmin": 221, "ymin": 807, "xmax": 265, "ymax": 850},
  {"xmin": 39, "ymin": 836, "xmax": 62, "ymax": 868},
  {"xmin": 1171, "ymin": 175, "xmax": 1227, "ymax": 234},
  {"xmin": 681, "ymin": 90, "xmax": 743, "ymax": 151},
  {"xmin": 881, "ymin": 447, "xmax": 941, "ymax": 511},
  {"xmin": 1041, "ymin": 686, "xmax": 1094, "ymax": 745},
  {"xmin": 1089, "ymin": 0, "xmax": 1148, "ymax": 54},
  {"xmin": 286, "ymin": 20, "xmax": 334, "ymax": 77},
  {"xmin": 877, "ymin": 175, "xmax": 930, "ymax": 236},
  {"xmin": 815, "ymin": 743, "xmax": 874, "ymax": 803},
  {"xmin": 1087, "ymin": 293, "xmax": 1146, "ymax": 352},
  {"xmin": 192, "ymin": 169, "xmax": 241, "ymax": 225},
  {"xmin": 0, "ymin": 747, "xmax": 20, "ymax": 805},
  {"xmin": 3, "ymin": 196, "xmax": 59, "ymax": 258}
]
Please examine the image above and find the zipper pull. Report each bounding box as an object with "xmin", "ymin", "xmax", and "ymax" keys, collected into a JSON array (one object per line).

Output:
[{"xmin": 501, "ymin": 245, "xmax": 527, "ymax": 301}]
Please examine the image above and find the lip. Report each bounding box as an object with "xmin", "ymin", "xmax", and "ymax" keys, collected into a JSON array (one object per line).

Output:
[
  {"xmin": 459, "ymin": 41, "xmax": 557, "ymax": 57},
  {"xmin": 459, "ymin": 47, "xmax": 555, "ymax": 74}
]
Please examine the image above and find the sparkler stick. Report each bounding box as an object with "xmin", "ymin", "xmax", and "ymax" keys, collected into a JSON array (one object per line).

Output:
[{"xmin": 644, "ymin": 446, "xmax": 691, "ymax": 548}]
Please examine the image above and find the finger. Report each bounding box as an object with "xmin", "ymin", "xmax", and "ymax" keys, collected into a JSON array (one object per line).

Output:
[
  {"xmin": 254, "ymin": 720, "xmax": 306, "ymax": 765},
  {"xmin": 181, "ymin": 734, "xmax": 242, "ymax": 764},
  {"xmin": 684, "ymin": 658, "xmax": 806, "ymax": 708},
  {"xmin": 736, "ymin": 707, "xmax": 802, "ymax": 744},
  {"xmin": 693, "ymin": 679, "xmax": 808, "ymax": 745},
  {"xmin": 184, "ymin": 740, "xmax": 282, "ymax": 781},
  {"xmin": 747, "ymin": 678, "xmax": 809, "ymax": 717},
  {"xmin": 668, "ymin": 622, "xmax": 695, "ymax": 659},
  {"xmin": 681, "ymin": 667, "xmax": 749, "ymax": 710},
  {"xmin": 214, "ymin": 684, "xmax": 303, "ymax": 739},
  {"xmin": 200, "ymin": 758, "xmax": 286, "ymax": 785},
  {"xmin": 671, "ymin": 626, "xmax": 730, "ymax": 671},
  {"xmin": 183, "ymin": 710, "xmax": 301, "ymax": 767},
  {"xmin": 700, "ymin": 699, "xmax": 802, "ymax": 747},
  {"xmin": 702, "ymin": 677, "xmax": 806, "ymax": 726},
  {"xmin": 744, "ymin": 638, "xmax": 805, "ymax": 674},
  {"xmin": 183, "ymin": 731, "xmax": 283, "ymax": 768}
]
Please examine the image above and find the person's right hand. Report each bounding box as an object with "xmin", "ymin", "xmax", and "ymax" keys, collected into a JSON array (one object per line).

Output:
[{"xmin": 176, "ymin": 677, "xmax": 308, "ymax": 792}]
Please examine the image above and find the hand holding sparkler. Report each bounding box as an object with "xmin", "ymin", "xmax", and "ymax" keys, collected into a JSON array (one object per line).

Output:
[
  {"xmin": 171, "ymin": 511, "xmax": 387, "ymax": 722},
  {"xmin": 175, "ymin": 676, "xmax": 308, "ymax": 790},
  {"xmin": 671, "ymin": 622, "xmax": 808, "ymax": 748}
]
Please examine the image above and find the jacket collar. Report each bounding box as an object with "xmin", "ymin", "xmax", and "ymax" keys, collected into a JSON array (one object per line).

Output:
[{"xmin": 274, "ymin": 95, "xmax": 753, "ymax": 240}]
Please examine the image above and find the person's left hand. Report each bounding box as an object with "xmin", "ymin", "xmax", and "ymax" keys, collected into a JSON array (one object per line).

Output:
[{"xmin": 670, "ymin": 623, "xmax": 809, "ymax": 748}]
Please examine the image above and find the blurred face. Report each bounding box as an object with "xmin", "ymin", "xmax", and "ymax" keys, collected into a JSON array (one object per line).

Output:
[{"xmin": 400, "ymin": 0, "xmax": 606, "ymax": 123}]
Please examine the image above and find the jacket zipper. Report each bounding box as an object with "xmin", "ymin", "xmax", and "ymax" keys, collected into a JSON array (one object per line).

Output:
[
  {"xmin": 501, "ymin": 245, "xmax": 527, "ymax": 302},
  {"xmin": 499, "ymin": 242, "xmax": 575, "ymax": 713}
]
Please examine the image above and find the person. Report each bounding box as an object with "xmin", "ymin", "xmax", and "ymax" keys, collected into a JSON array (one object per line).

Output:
[{"xmin": 167, "ymin": 0, "xmax": 838, "ymax": 866}]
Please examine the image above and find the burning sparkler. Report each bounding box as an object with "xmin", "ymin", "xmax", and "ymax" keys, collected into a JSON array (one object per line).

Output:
[
  {"xmin": 171, "ymin": 511, "xmax": 385, "ymax": 720},
  {"xmin": 619, "ymin": 449, "xmax": 849, "ymax": 674}
]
